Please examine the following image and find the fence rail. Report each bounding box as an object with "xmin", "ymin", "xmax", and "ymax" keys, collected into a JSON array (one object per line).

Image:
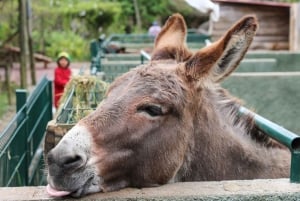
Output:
[
  {"xmin": 239, "ymin": 106, "xmax": 300, "ymax": 182},
  {"xmin": 89, "ymin": 33, "xmax": 210, "ymax": 74},
  {"xmin": 0, "ymin": 77, "xmax": 53, "ymax": 186}
]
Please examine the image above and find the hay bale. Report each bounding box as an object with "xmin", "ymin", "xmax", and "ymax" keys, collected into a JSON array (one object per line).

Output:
[
  {"xmin": 56, "ymin": 75, "xmax": 109, "ymax": 123},
  {"xmin": 44, "ymin": 75, "xmax": 109, "ymax": 155}
]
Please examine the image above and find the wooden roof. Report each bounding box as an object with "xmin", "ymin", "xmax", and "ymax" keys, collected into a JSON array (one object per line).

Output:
[
  {"xmin": 213, "ymin": 0, "xmax": 290, "ymax": 8},
  {"xmin": 3, "ymin": 45, "xmax": 52, "ymax": 63}
]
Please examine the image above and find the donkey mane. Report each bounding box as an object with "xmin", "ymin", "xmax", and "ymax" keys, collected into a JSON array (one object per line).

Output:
[{"xmin": 214, "ymin": 87, "xmax": 285, "ymax": 149}]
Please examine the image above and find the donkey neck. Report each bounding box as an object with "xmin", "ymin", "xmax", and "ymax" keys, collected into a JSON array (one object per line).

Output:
[{"xmin": 177, "ymin": 87, "xmax": 290, "ymax": 181}]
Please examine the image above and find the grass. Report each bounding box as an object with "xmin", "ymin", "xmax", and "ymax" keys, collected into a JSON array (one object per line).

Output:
[
  {"xmin": 0, "ymin": 92, "xmax": 9, "ymax": 118},
  {"xmin": 0, "ymin": 82, "xmax": 17, "ymax": 119}
]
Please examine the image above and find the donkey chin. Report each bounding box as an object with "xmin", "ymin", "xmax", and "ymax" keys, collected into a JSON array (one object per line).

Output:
[{"xmin": 46, "ymin": 125, "xmax": 102, "ymax": 197}]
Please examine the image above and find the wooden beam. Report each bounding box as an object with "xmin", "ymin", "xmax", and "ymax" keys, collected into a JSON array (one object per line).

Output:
[
  {"xmin": 4, "ymin": 45, "xmax": 52, "ymax": 66},
  {"xmin": 290, "ymin": 3, "xmax": 300, "ymax": 51}
]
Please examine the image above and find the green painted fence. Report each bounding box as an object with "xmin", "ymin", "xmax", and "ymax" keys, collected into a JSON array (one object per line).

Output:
[
  {"xmin": 0, "ymin": 77, "xmax": 53, "ymax": 186},
  {"xmin": 90, "ymin": 33, "xmax": 210, "ymax": 74},
  {"xmin": 223, "ymin": 74, "xmax": 300, "ymax": 134},
  {"xmin": 102, "ymin": 33, "xmax": 210, "ymax": 50}
]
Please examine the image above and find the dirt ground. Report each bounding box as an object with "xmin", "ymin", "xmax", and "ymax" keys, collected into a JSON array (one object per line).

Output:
[
  {"xmin": 0, "ymin": 61, "xmax": 90, "ymax": 132},
  {"xmin": 0, "ymin": 105, "xmax": 15, "ymax": 133}
]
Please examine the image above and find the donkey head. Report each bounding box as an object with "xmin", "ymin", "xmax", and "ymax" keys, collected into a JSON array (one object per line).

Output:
[{"xmin": 46, "ymin": 13, "xmax": 257, "ymax": 197}]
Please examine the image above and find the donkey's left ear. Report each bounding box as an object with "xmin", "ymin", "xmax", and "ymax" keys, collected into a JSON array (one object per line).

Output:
[
  {"xmin": 185, "ymin": 15, "xmax": 258, "ymax": 82},
  {"xmin": 151, "ymin": 13, "xmax": 192, "ymax": 62}
]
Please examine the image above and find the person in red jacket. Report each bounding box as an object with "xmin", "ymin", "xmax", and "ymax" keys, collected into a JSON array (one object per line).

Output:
[{"xmin": 54, "ymin": 52, "xmax": 71, "ymax": 108}]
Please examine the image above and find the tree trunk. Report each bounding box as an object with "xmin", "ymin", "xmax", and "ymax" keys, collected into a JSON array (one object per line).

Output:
[
  {"xmin": 40, "ymin": 15, "xmax": 45, "ymax": 54},
  {"xmin": 133, "ymin": 0, "xmax": 142, "ymax": 31},
  {"xmin": 27, "ymin": 0, "xmax": 36, "ymax": 85},
  {"xmin": 19, "ymin": 0, "xmax": 29, "ymax": 89}
]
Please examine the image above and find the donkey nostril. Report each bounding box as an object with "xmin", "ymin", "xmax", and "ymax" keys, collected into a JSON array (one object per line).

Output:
[
  {"xmin": 62, "ymin": 154, "xmax": 85, "ymax": 169},
  {"xmin": 46, "ymin": 146, "xmax": 86, "ymax": 171},
  {"xmin": 47, "ymin": 151, "xmax": 55, "ymax": 165},
  {"xmin": 63, "ymin": 155, "xmax": 81, "ymax": 165}
]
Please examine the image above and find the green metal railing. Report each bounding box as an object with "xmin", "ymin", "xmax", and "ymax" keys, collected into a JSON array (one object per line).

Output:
[
  {"xmin": 239, "ymin": 107, "xmax": 300, "ymax": 183},
  {"xmin": 0, "ymin": 77, "xmax": 53, "ymax": 186},
  {"xmin": 103, "ymin": 33, "xmax": 210, "ymax": 45},
  {"xmin": 140, "ymin": 50, "xmax": 151, "ymax": 64},
  {"xmin": 89, "ymin": 33, "xmax": 210, "ymax": 75},
  {"xmin": 90, "ymin": 39, "xmax": 103, "ymax": 74},
  {"xmin": 141, "ymin": 50, "xmax": 300, "ymax": 183}
]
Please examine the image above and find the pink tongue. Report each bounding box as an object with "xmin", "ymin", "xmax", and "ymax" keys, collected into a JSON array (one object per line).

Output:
[{"xmin": 46, "ymin": 184, "xmax": 71, "ymax": 197}]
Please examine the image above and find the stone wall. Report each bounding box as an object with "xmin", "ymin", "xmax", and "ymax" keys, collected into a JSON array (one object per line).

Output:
[{"xmin": 2, "ymin": 179, "xmax": 300, "ymax": 201}]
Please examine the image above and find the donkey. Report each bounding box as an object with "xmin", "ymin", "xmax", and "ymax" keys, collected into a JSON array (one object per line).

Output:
[{"xmin": 46, "ymin": 14, "xmax": 290, "ymax": 197}]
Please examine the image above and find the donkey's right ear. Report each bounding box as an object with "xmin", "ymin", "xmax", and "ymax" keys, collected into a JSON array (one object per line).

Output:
[
  {"xmin": 151, "ymin": 13, "xmax": 192, "ymax": 62},
  {"xmin": 185, "ymin": 15, "xmax": 258, "ymax": 82}
]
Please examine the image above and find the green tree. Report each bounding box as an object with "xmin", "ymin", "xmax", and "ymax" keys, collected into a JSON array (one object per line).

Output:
[
  {"xmin": 30, "ymin": 0, "xmax": 123, "ymax": 59},
  {"xmin": 0, "ymin": 0, "xmax": 210, "ymax": 62}
]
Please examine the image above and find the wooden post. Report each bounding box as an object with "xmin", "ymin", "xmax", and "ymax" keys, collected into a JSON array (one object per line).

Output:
[
  {"xmin": 16, "ymin": 89, "xmax": 27, "ymax": 112},
  {"xmin": 290, "ymin": 3, "xmax": 300, "ymax": 51},
  {"xmin": 27, "ymin": 0, "xmax": 36, "ymax": 85},
  {"xmin": 19, "ymin": 0, "xmax": 29, "ymax": 89}
]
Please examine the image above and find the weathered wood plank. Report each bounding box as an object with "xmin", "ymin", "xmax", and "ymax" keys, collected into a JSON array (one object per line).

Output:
[
  {"xmin": 211, "ymin": 2, "xmax": 290, "ymax": 50},
  {"xmin": 250, "ymin": 41, "xmax": 289, "ymax": 50},
  {"xmin": 214, "ymin": 21, "xmax": 289, "ymax": 31},
  {"xmin": 289, "ymin": 3, "xmax": 300, "ymax": 51}
]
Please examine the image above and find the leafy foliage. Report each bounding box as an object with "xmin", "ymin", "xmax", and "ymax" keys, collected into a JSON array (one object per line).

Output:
[
  {"xmin": 32, "ymin": 1, "xmax": 122, "ymax": 36},
  {"xmin": 107, "ymin": 0, "xmax": 206, "ymax": 33},
  {"xmin": 32, "ymin": 1, "xmax": 123, "ymax": 60},
  {"xmin": 0, "ymin": 0, "xmax": 18, "ymax": 42},
  {"xmin": 0, "ymin": 23, "xmax": 11, "ymax": 42},
  {"xmin": 42, "ymin": 31, "xmax": 89, "ymax": 61},
  {"xmin": 0, "ymin": 0, "xmax": 210, "ymax": 61}
]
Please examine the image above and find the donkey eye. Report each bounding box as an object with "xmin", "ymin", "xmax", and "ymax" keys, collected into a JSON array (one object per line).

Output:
[{"xmin": 137, "ymin": 105, "xmax": 163, "ymax": 117}]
